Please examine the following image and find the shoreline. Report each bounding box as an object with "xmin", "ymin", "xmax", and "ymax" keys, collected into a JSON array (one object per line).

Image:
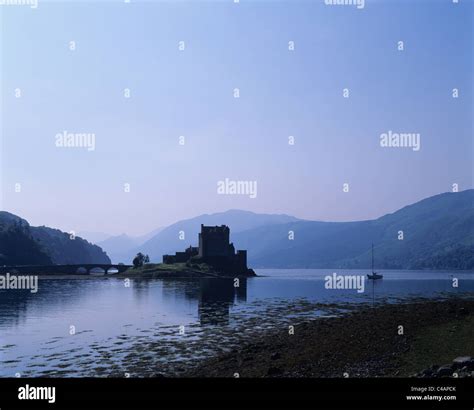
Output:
[
  {"xmin": 1, "ymin": 295, "xmax": 472, "ymax": 378},
  {"xmin": 3, "ymin": 267, "xmax": 473, "ymax": 280},
  {"xmin": 1, "ymin": 263, "xmax": 257, "ymax": 280},
  {"xmin": 183, "ymin": 298, "xmax": 474, "ymax": 378}
]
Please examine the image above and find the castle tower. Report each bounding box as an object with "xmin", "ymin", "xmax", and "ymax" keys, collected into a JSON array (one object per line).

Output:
[{"xmin": 198, "ymin": 224, "xmax": 231, "ymax": 258}]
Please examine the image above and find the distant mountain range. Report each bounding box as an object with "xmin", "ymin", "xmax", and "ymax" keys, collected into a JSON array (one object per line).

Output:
[
  {"xmin": 231, "ymin": 190, "xmax": 474, "ymax": 269},
  {"xmin": 76, "ymin": 231, "xmax": 111, "ymax": 244},
  {"xmin": 95, "ymin": 228, "xmax": 164, "ymax": 263},
  {"xmin": 111, "ymin": 210, "xmax": 301, "ymax": 264},
  {"xmin": 123, "ymin": 190, "xmax": 472, "ymax": 269},
  {"xmin": 1, "ymin": 190, "xmax": 473, "ymax": 269},
  {"xmin": 0, "ymin": 213, "xmax": 110, "ymax": 265}
]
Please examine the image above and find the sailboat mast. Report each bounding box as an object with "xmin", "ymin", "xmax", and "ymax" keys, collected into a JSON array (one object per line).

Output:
[{"xmin": 372, "ymin": 243, "xmax": 374, "ymax": 273}]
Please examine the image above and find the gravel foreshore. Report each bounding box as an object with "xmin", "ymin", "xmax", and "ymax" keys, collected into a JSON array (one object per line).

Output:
[{"xmin": 183, "ymin": 298, "xmax": 474, "ymax": 378}]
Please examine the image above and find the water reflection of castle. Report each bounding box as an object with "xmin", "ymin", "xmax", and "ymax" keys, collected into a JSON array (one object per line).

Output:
[{"xmin": 161, "ymin": 278, "xmax": 247, "ymax": 326}]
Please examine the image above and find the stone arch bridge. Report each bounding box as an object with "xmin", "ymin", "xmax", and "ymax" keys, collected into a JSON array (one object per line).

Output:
[{"xmin": 0, "ymin": 264, "xmax": 132, "ymax": 275}]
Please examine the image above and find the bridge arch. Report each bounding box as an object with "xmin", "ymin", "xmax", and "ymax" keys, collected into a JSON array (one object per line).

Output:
[{"xmin": 89, "ymin": 267, "xmax": 106, "ymax": 275}]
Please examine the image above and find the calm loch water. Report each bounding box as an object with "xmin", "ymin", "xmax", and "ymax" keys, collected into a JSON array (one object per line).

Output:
[{"xmin": 0, "ymin": 269, "xmax": 473, "ymax": 377}]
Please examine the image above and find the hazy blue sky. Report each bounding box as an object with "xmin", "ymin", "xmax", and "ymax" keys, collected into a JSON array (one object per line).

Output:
[{"xmin": 1, "ymin": 0, "xmax": 472, "ymax": 236}]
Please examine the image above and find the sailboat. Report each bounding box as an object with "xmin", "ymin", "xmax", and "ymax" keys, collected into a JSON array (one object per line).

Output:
[{"xmin": 367, "ymin": 243, "xmax": 383, "ymax": 280}]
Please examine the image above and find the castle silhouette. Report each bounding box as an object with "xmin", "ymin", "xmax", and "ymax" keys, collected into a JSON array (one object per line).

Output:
[{"xmin": 163, "ymin": 225, "xmax": 250, "ymax": 274}]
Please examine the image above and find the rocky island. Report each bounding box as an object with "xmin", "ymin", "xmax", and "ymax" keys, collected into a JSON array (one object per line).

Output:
[{"xmin": 122, "ymin": 224, "xmax": 256, "ymax": 278}]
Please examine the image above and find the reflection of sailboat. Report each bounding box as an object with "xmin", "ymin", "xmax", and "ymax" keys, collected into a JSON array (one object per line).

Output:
[{"xmin": 367, "ymin": 244, "xmax": 383, "ymax": 280}]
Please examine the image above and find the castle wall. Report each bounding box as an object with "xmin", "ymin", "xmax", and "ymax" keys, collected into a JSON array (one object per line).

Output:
[
  {"xmin": 163, "ymin": 246, "xmax": 198, "ymax": 264},
  {"xmin": 236, "ymin": 250, "xmax": 247, "ymax": 270},
  {"xmin": 164, "ymin": 225, "xmax": 249, "ymax": 273}
]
